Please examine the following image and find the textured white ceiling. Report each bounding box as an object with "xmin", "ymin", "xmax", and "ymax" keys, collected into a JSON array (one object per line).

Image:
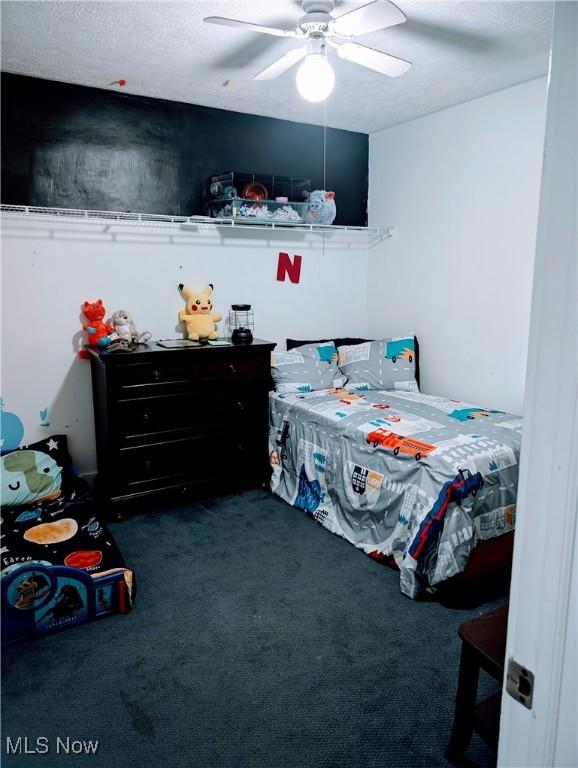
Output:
[{"xmin": 0, "ymin": 1, "xmax": 552, "ymax": 133}]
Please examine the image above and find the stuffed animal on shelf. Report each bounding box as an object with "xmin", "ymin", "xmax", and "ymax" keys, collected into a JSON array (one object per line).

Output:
[
  {"xmin": 306, "ymin": 190, "xmax": 336, "ymax": 225},
  {"xmin": 109, "ymin": 309, "xmax": 151, "ymax": 345},
  {"xmin": 82, "ymin": 300, "xmax": 115, "ymax": 349},
  {"xmin": 178, "ymin": 283, "xmax": 222, "ymax": 341}
]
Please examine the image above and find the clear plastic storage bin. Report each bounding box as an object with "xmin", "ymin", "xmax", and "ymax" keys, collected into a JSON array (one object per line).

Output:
[
  {"xmin": 208, "ymin": 197, "xmax": 309, "ymax": 223},
  {"xmin": 206, "ymin": 172, "xmax": 311, "ymax": 223}
]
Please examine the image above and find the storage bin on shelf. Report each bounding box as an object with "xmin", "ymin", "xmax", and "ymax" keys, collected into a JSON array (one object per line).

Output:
[
  {"xmin": 208, "ymin": 197, "xmax": 309, "ymax": 223},
  {"xmin": 206, "ymin": 172, "xmax": 311, "ymax": 224}
]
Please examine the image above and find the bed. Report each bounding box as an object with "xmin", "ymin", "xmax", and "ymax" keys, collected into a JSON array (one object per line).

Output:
[
  {"xmin": 268, "ymin": 337, "xmax": 521, "ymax": 598},
  {"xmin": 1, "ymin": 435, "xmax": 134, "ymax": 646}
]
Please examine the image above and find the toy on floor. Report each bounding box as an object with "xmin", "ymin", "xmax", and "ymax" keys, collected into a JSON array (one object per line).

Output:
[
  {"xmin": 109, "ymin": 309, "xmax": 151, "ymax": 345},
  {"xmin": 306, "ymin": 190, "xmax": 336, "ymax": 225},
  {"xmin": 178, "ymin": 283, "xmax": 222, "ymax": 341},
  {"xmin": 81, "ymin": 300, "xmax": 116, "ymax": 349},
  {"xmin": 1, "ymin": 449, "xmax": 63, "ymax": 506}
]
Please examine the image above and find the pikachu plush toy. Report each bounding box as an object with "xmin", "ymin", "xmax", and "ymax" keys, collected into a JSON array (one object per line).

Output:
[{"xmin": 178, "ymin": 283, "xmax": 222, "ymax": 341}]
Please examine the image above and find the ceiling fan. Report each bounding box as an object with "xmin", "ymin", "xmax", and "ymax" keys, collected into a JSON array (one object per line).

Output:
[{"xmin": 204, "ymin": 0, "xmax": 412, "ymax": 102}]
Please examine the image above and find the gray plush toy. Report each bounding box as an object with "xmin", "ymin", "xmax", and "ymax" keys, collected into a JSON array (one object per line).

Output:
[
  {"xmin": 109, "ymin": 310, "xmax": 151, "ymax": 345},
  {"xmin": 306, "ymin": 190, "xmax": 336, "ymax": 225}
]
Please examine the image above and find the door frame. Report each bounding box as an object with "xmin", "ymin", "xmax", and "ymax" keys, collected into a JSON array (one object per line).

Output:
[{"xmin": 497, "ymin": 3, "xmax": 577, "ymax": 766}]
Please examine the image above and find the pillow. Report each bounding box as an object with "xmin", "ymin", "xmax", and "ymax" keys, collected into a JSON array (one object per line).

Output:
[
  {"xmin": 287, "ymin": 336, "xmax": 421, "ymax": 389},
  {"xmin": 337, "ymin": 336, "xmax": 419, "ymax": 392},
  {"xmin": 1, "ymin": 435, "xmax": 78, "ymax": 507},
  {"xmin": 271, "ymin": 342, "xmax": 346, "ymax": 393},
  {"xmin": 286, "ymin": 337, "xmax": 369, "ymax": 351}
]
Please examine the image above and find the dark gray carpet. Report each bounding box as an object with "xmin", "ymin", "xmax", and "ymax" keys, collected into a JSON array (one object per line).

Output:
[{"xmin": 2, "ymin": 490, "xmax": 505, "ymax": 768}]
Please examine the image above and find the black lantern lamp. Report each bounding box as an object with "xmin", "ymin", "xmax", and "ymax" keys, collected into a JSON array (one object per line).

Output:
[{"xmin": 229, "ymin": 304, "xmax": 254, "ymax": 345}]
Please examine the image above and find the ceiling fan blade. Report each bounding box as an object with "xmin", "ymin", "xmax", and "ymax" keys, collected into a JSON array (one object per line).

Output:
[
  {"xmin": 203, "ymin": 16, "xmax": 299, "ymax": 39},
  {"xmin": 335, "ymin": 41, "xmax": 411, "ymax": 77},
  {"xmin": 331, "ymin": 0, "xmax": 406, "ymax": 37},
  {"xmin": 254, "ymin": 47, "xmax": 308, "ymax": 80}
]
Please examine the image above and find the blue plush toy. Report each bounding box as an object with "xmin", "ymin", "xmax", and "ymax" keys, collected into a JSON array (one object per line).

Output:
[{"xmin": 306, "ymin": 190, "xmax": 336, "ymax": 225}]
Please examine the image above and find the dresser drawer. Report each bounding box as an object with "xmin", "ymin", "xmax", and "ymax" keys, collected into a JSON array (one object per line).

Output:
[
  {"xmin": 113, "ymin": 354, "xmax": 268, "ymax": 396},
  {"xmin": 114, "ymin": 361, "xmax": 190, "ymax": 391},
  {"xmin": 115, "ymin": 390, "xmax": 263, "ymax": 444},
  {"xmin": 195, "ymin": 355, "xmax": 266, "ymax": 386},
  {"xmin": 115, "ymin": 434, "xmax": 259, "ymax": 487}
]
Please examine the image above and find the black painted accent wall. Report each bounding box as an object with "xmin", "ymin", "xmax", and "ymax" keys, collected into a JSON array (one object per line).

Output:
[{"xmin": 1, "ymin": 74, "xmax": 368, "ymax": 226}]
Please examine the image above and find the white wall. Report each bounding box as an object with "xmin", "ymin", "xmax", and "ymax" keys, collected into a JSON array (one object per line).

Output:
[
  {"xmin": 0, "ymin": 216, "xmax": 369, "ymax": 475},
  {"xmin": 367, "ymin": 77, "xmax": 547, "ymax": 415},
  {"xmin": 1, "ymin": 78, "xmax": 549, "ymax": 476}
]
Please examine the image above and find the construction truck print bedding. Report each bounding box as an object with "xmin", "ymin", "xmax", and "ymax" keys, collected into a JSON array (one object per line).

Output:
[{"xmin": 269, "ymin": 388, "xmax": 521, "ymax": 598}]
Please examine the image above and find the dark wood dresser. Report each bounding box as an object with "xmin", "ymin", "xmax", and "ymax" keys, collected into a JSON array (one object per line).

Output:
[{"xmin": 87, "ymin": 339, "xmax": 276, "ymax": 516}]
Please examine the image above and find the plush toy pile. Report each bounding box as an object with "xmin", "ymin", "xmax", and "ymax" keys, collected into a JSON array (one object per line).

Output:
[{"xmin": 80, "ymin": 301, "xmax": 151, "ymax": 354}]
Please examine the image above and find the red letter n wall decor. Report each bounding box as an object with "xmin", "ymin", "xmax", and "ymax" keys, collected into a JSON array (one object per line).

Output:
[{"xmin": 277, "ymin": 252, "xmax": 302, "ymax": 284}]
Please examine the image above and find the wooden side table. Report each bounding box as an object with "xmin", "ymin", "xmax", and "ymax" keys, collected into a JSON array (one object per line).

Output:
[{"xmin": 446, "ymin": 604, "xmax": 509, "ymax": 761}]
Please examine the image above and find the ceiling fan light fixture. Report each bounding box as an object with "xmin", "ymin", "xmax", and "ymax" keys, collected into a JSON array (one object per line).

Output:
[
  {"xmin": 296, "ymin": 52, "xmax": 335, "ymax": 102},
  {"xmin": 206, "ymin": 1, "xmax": 412, "ymax": 90}
]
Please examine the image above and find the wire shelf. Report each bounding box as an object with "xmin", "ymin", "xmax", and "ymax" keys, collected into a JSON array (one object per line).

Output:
[{"xmin": 0, "ymin": 204, "xmax": 393, "ymax": 241}]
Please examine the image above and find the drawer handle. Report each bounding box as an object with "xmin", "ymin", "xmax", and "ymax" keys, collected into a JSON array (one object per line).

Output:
[
  {"xmin": 143, "ymin": 412, "xmax": 151, "ymax": 424},
  {"xmin": 152, "ymin": 369, "xmax": 160, "ymax": 381},
  {"xmin": 228, "ymin": 364, "xmax": 237, "ymax": 374}
]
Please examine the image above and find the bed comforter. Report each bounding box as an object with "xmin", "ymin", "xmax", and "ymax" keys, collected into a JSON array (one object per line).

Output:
[{"xmin": 269, "ymin": 388, "xmax": 522, "ymax": 598}]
